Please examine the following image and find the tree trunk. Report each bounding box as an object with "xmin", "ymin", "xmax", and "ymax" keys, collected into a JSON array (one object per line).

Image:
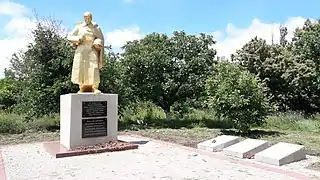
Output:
[{"xmin": 164, "ymin": 107, "xmax": 171, "ymax": 121}]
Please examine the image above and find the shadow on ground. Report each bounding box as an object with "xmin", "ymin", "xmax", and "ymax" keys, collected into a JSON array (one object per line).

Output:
[
  {"xmin": 131, "ymin": 140, "xmax": 149, "ymax": 145},
  {"xmin": 220, "ymin": 129, "xmax": 285, "ymax": 139}
]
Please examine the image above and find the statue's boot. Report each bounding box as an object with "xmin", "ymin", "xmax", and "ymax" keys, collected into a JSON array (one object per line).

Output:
[
  {"xmin": 92, "ymin": 83, "xmax": 101, "ymax": 94},
  {"xmin": 78, "ymin": 85, "xmax": 85, "ymax": 93}
]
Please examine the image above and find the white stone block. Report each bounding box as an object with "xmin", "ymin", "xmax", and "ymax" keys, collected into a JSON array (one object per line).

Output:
[
  {"xmin": 197, "ymin": 135, "xmax": 240, "ymax": 152},
  {"xmin": 255, "ymin": 142, "xmax": 306, "ymax": 166},
  {"xmin": 60, "ymin": 93, "xmax": 118, "ymax": 150},
  {"xmin": 223, "ymin": 138, "xmax": 268, "ymax": 158}
]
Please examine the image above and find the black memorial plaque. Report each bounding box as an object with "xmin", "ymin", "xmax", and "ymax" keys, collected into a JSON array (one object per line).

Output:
[
  {"xmin": 82, "ymin": 101, "xmax": 107, "ymax": 118},
  {"xmin": 82, "ymin": 118, "xmax": 108, "ymax": 138}
]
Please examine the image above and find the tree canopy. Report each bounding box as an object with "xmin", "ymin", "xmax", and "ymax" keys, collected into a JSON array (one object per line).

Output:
[{"xmin": 121, "ymin": 31, "xmax": 217, "ymax": 120}]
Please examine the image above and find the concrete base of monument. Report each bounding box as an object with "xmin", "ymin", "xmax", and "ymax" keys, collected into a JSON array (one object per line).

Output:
[
  {"xmin": 197, "ymin": 135, "xmax": 241, "ymax": 152},
  {"xmin": 223, "ymin": 139, "xmax": 269, "ymax": 158},
  {"xmin": 60, "ymin": 93, "xmax": 118, "ymax": 150},
  {"xmin": 254, "ymin": 142, "xmax": 307, "ymax": 166},
  {"xmin": 43, "ymin": 140, "xmax": 139, "ymax": 158}
]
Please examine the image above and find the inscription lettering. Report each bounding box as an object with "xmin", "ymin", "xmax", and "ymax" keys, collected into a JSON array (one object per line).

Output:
[
  {"xmin": 82, "ymin": 101, "xmax": 107, "ymax": 118},
  {"xmin": 82, "ymin": 118, "xmax": 107, "ymax": 138}
]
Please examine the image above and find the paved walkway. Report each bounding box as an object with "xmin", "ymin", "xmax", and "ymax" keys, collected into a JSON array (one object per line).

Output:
[{"xmin": 0, "ymin": 135, "xmax": 319, "ymax": 180}]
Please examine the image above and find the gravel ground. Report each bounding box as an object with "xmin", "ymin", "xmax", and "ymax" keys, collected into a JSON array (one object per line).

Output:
[{"xmin": 1, "ymin": 135, "xmax": 319, "ymax": 180}]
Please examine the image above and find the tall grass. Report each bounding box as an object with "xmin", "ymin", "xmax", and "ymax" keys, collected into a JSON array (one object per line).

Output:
[
  {"xmin": 1, "ymin": 103, "xmax": 319, "ymax": 134},
  {"xmin": 0, "ymin": 111, "xmax": 59, "ymax": 134},
  {"xmin": 263, "ymin": 112, "xmax": 320, "ymax": 133}
]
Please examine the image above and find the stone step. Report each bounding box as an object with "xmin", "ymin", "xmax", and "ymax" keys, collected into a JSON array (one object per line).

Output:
[
  {"xmin": 223, "ymin": 138, "xmax": 269, "ymax": 158},
  {"xmin": 254, "ymin": 142, "xmax": 306, "ymax": 166},
  {"xmin": 197, "ymin": 135, "xmax": 241, "ymax": 152}
]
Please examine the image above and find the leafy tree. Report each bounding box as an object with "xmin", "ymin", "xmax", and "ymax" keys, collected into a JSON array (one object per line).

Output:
[
  {"xmin": 233, "ymin": 37, "xmax": 290, "ymax": 111},
  {"xmin": 6, "ymin": 16, "xmax": 76, "ymax": 117},
  {"xmin": 206, "ymin": 62, "xmax": 271, "ymax": 133},
  {"xmin": 283, "ymin": 19, "xmax": 320, "ymax": 114},
  {"xmin": 121, "ymin": 31, "xmax": 217, "ymax": 120},
  {"xmin": 233, "ymin": 19, "xmax": 320, "ymax": 115},
  {"xmin": 99, "ymin": 46, "xmax": 133, "ymax": 110},
  {"xmin": 280, "ymin": 26, "xmax": 288, "ymax": 46}
]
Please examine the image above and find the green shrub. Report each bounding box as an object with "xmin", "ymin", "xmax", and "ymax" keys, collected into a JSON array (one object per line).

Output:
[
  {"xmin": 119, "ymin": 101, "xmax": 165, "ymax": 130},
  {"xmin": 0, "ymin": 78, "xmax": 19, "ymax": 108},
  {"xmin": 0, "ymin": 112, "xmax": 28, "ymax": 133},
  {"xmin": 0, "ymin": 112, "xmax": 60, "ymax": 134},
  {"xmin": 29, "ymin": 113, "xmax": 60, "ymax": 131},
  {"xmin": 206, "ymin": 62, "xmax": 271, "ymax": 133}
]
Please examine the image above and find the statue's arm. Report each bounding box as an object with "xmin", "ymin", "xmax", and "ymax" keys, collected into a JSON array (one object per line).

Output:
[
  {"xmin": 95, "ymin": 25, "xmax": 104, "ymax": 47},
  {"xmin": 67, "ymin": 25, "xmax": 80, "ymax": 43},
  {"xmin": 94, "ymin": 24, "xmax": 104, "ymax": 68}
]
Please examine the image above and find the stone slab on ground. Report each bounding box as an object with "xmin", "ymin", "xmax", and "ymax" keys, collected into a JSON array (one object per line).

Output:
[
  {"xmin": 255, "ymin": 142, "xmax": 306, "ymax": 166},
  {"xmin": 197, "ymin": 135, "xmax": 241, "ymax": 152},
  {"xmin": 223, "ymin": 138, "xmax": 269, "ymax": 158}
]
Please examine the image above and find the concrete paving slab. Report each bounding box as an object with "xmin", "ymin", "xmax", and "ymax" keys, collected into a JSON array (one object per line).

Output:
[
  {"xmin": 197, "ymin": 135, "xmax": 241, "ymax": 152},
  {"xmin": 223, "ymin": 138, "xmax": 269, "ymax": 158},
  {"xmin": 255, "ymin": 142, "xmax": 306, "ymax": 166}
]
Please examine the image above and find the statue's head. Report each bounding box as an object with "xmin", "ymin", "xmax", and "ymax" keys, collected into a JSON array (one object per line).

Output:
[{"xmin": 83, "ymin": 11, "xmax": 92, "ymax": 25}]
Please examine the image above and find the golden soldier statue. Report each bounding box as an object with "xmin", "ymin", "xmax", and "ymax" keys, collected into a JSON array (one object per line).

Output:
[{"xmin": 67, "ymin": 12, "xmax": 104, "ymax": 93}]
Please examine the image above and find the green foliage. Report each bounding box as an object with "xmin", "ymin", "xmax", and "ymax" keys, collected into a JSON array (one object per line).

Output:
[
  {"xmin": 264, "ymin": 112, "xmax": 320, "ymax": 133},
  {"xmin": 0, "ymin": 112, "xmax": 28, "ymax": 134},
  {"xmin": 118, "ymin": 101, "xmax": 233, "ymax": 130},
  {"xmin": 234, "ymin": 19, "xmax": 320, "ymax": 115},
  {"xmin": 206, "ymin": 62, "xmax": 271, "ymax": 133},
  {"xmin": 0, "ymin": 78, "xmax": 20, "ymax": 108},
  {"xmin": 0, "ymin": 111, "xmax": 59, "ymax": 134},
  {"xmin": 28, "ymin": 114, "xmax": 60, "ymax": 131},
  {"xmin": 233, "ymin": 37, "xmax": 290, "ymax": 111},
  {"xmin": 122, "ymin": 31, "xmax": 217, "ymax": 120},
  {"xmin": 283, "ymin": 19, "xmax": 320, "ymax": 114},
  {"xmin": 6, "ymin": 18, "xmax": 76, "ymax": 117},
  {"xmin": 99, "ymin": 47, "xmax": 134, "ymax": 109}
]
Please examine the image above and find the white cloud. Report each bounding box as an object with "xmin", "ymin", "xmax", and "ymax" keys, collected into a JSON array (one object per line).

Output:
[
  {"xmin": 213, "ymin": 17, "xmax": 312, "ymax": 58},
  {"xmin": 0, "ymin": 1, "xmax": 35, "ymax": 78},
  {"xmin": 0, "ymin": 1, "xmax": 28, "ymax": 16},
  {"xmin": 104, "ymin": 26, "xmax": 142, "ymax": 49}
]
